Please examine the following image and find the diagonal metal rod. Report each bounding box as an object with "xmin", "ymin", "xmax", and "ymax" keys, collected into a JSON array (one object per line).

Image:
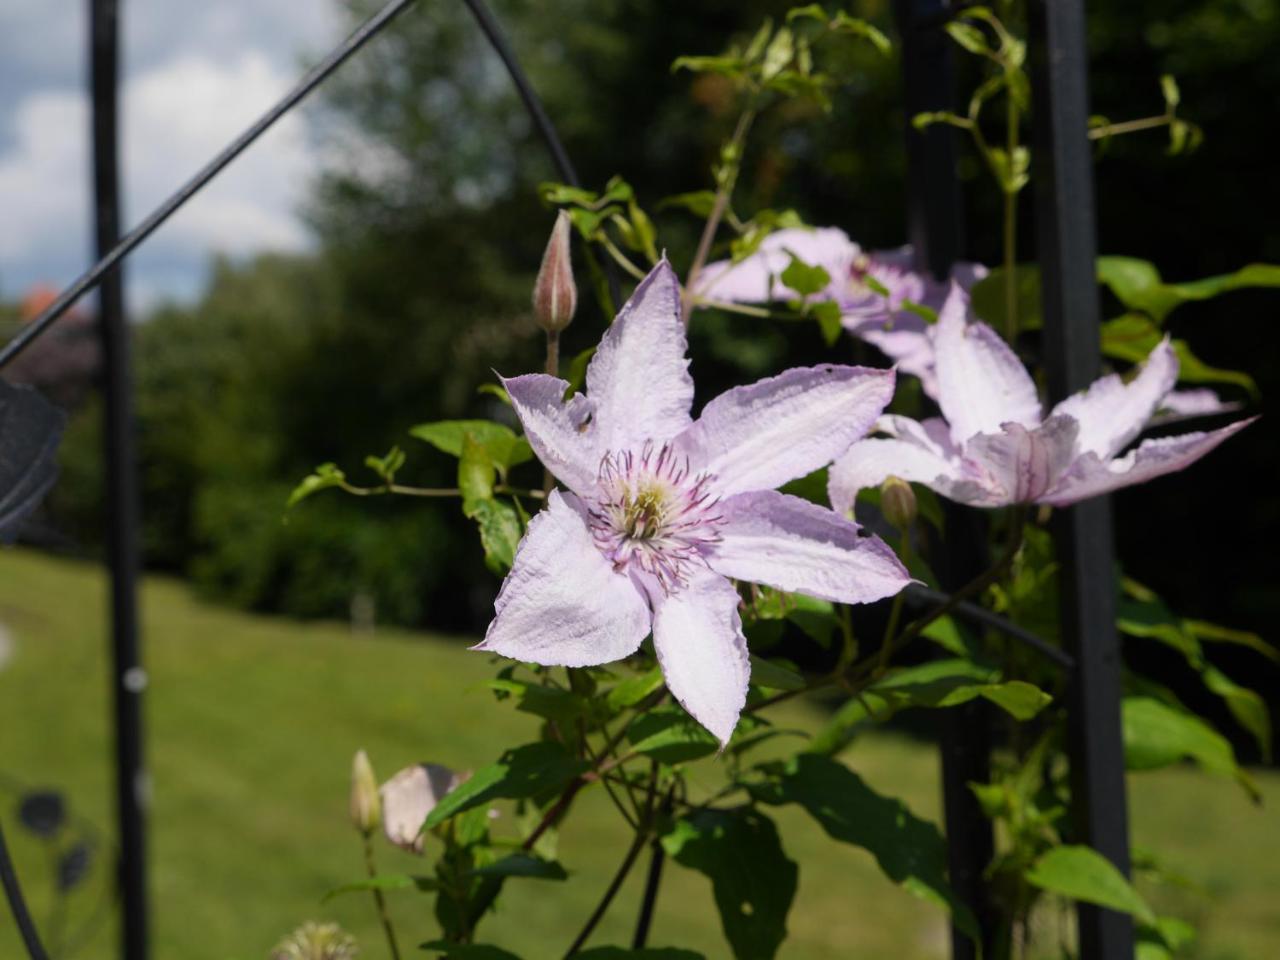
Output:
[
  {"xmin": 459, "ymin": 0, "xmax": 621, "ymax": 309},
  {"xmin": 0, "ymin": 821, "xmax": 50, "ymax": 960},
  {"xmin": 903, "ymin": 585, "xmax": 1076, "ymax": 671},
  {"xmin": 0, "ymin": 0, "xmax": 420, "ymax": 371}
]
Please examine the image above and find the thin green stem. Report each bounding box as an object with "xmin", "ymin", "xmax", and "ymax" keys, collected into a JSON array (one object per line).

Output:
[
  {"xmin": 1087, "ymin": 113, "xmax": 1173, "ymax": 140},
  {"xmin": 337, "ymin": 481, "xmax": 545, "ymax": 500},
  {"xmin": 683, "ymin": 107, "xmax": 757, "ymax": 324},
  {"xmin": 600, "ymin": 237, "xmax": 649, "ymax": 280},
  {"xmin": 363, "ymin": 833, "xmax": 402, "ymax": 960},
  {"xmin": 563, "ymin": 765, "xmax": 659, "ymax": 957},
  {"xmin": 1002, "ymin": 90, "xmax": 1020, "ymax": 343}
]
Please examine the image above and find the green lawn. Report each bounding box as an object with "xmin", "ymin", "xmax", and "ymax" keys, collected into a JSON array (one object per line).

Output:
[{"xmin": 1, "ymin": 549, "xmax": 1276, "ymax": 959}]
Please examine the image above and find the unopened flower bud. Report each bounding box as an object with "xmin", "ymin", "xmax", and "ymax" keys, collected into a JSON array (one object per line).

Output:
[
  {"xmin": 380, "ymin": 763, "xmax": 466, "ymax": 854},
  {"xmin": 533, "ymin": 210, "xmax": 577, "ymax": 334},
  {"xmin": 349, "ymin": 749, "xmax": 380, "ymax": 835},
  {"xmin": 880, "ymin": 476, "xmax": 917, "ymax": 532}
]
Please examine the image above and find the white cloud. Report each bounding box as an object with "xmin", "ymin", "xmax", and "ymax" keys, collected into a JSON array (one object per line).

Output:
[
  {"xmin": 0, "ymin": 49, "xmax": 321, "ymax": 307},
  {"xmin": 0, "ymin": 0, "xmax": 345, "ymax": 308}
]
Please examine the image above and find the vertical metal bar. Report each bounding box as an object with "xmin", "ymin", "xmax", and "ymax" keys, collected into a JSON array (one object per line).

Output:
[
  {"xmin": 894, "ymin": 0, "xmax": 964, "ymax": 282},
  {"xmin": 91, "ymin": 1, "xmax": 149, "ymax": 957},
  {"xmin": 894, "ymin": 3, "xmax": 995, "ymax": 957},
  {"xmin": 1028, "ymin": 2, "xmax": 1134, "ymax": 957}
]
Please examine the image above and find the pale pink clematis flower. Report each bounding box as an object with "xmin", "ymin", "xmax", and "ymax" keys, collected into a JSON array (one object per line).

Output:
[
  {"xmin": 475, "ymin": 260, "xmax": 912, "ymax": 744},
  {"xmin": 696, "ymin": 226, "xmax": 987, "ymax": 396},
  {"xmin": 828, "ymin": 286, "xmax": 1254, "ymax": 513}
]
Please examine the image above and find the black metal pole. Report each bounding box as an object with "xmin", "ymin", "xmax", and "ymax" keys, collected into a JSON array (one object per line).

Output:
[
  {"xmin": 893, "ymin": 3, "xmax": 996, "ymax": 957},
  {"xmin": 90, "ymin": 2, "xmax": 148, "ymax": 957},
  {"xmin": 1028, "ymin": 1, "xmax": 1134, "ymax": 957}
]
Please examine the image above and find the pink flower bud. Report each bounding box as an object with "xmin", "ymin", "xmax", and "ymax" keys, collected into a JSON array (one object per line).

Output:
[
  {"xmin": 380, "ymin": 763, "xmax": 467, "ymax": 854},
  {"xmin": 349, "ymin": 749, "xmax": 380, "ymax": 835},
  {"xmin": 533, "ymin": 211, "xmax": 577, "ymax": 333}
]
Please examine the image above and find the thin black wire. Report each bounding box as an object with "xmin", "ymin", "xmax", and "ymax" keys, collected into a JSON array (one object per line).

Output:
[
  {"xmin": 0, "ymin": 0, "xmax": 420, "ymax": 371},
  {"xmin": 903, "ymin": 584, "xmax": 1076, "ymax": 671},
  {"xmin": 460, "ymin": 0, "xmax": 622, "ymax": 308},
  {"xmin": 0, "ymin": 820, "xmax": 51, "ymax": 960}
]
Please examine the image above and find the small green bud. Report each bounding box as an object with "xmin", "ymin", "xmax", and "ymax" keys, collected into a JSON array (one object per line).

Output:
[
  {"xmin": 880, "ymin": 476, "xmax": 917, "ymax": 532},
  {"xmin": 533, "ymin": 210, "xmax": 577, "ymax": 334},
  {"xmin": 349, "ymin": 749, "xmax": 380, "ymax": 835}
]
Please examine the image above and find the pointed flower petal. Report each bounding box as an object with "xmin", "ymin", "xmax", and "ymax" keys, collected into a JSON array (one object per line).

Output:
[
  {"xmin": 1042, "ymin": 417, "xmax": 1256, "ymax": 506},
  {"xmin": 829, "ymin": 436, "xmax": 968, "ymax": 513},
  {"xmin": 585, "ymin": 260, "xmax": 694, "ymax": 451},
  {"xmin": 678, "ymin": 365, "xmax": 895, "ymax": 498},
  {"xmin": 932, "ymin": 285, "xmax": 1041, "ymax": 444},
  {"xmin": 502, "ymin": 373, "xmax": 599, "ymax": 496},
  {"xmin": 475, "ymin": 491, "xmax": 651, "ymax": 666},
  {"xmin": 696, "ymin": 227, "xmax": 855, "ymax": 303},
  {"xmin": 708, "ymin": 490, "xmax": 911, "ymax": 604},
  {"xmin": 651, "ymin": 569, "xmax": 750, "ymax": 746},
  {"xmin": 1050, "ymin": 338, "xmax": 1177, "ymax": 459},
  {"xmin": 965, "ymin": 416, "xmax": 1080, "ymax": 504},
  {"xmin": 1151, "ymin": 388, "xmax": 1241, "ymax": 426}
]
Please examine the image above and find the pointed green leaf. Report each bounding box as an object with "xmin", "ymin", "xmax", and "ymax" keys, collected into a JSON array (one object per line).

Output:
[
  {"xmin": 468, "ymin": 853, "xmax": 567, "ymax": 881},
  {"xmin": 423, "ymin": 743, "xmax": 588, "ymax": 829},
  {"xmin": 286, "ymin": 463, "xmax": 346, "ymax": 509},
  {"xmin": 1025, "ymin": 845, "xmax": 1155, "ymax": 924},
  {"xmin": 661, "ymin": 808, "xmax": 797, "ymax": 960}
]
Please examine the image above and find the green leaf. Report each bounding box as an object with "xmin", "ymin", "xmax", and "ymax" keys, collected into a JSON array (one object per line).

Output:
[
  {"xmin": 1159, "ymin": 74, "xmax": 1181, "ymax": 109},
  {"xmin": 761, "ymin": 27, "xmax": 794, "ymax": 81},
  {"xmin": 410, "ymin": 420, "xmax": 534, "ymax": 473},
  {"xmin": 487, "ymin": 679, "xmax": 587, "ymax": 724},
  {"xmin": 808, "ymin": 661, "xmax": 1050, "ymax": 754},
  {"xmin": 1184, "ymin": 619, "xmax": 1279, "ymax": 663},
  {"xmin": 563, "ymin": 346, "xmax": 596, "ymax": 399},
  {"xmin": 658, "ymin": 191, "xmax": 719, "ymax": 217},
  {"xmin": 1025, "ymin": 845, "xmax": 1155, "ymax": 924},
  {"xmin": 1202, "ymin": 666, "xmax": 1271, "ymax": 762},
  {"xmin": 779, "ymin": 253, "xmax": 832, "ymax": 297},
  {"xmin": 364, "ymin": 445, "xmax": 406, "ymax": 483},
  {"xmin": 464, "ymin": 498, "xmax": 522, "ymax": 575},
  {"xmin": 423, "ymin": 742, "xmax": 588, "ymax": 829},
  {"xmin": 1100, "ymin": 313, "xmax": 1258, "ymax": 396},
  {"xmin": 607, "ymin": 666, "xmax": 665, "ymax": 711},
  {"xmin": 830, "ymin": 13, "xmax": 891, "ymax": 54},
  {"xmin": 1098, "ymin": 256, "xmax": 1280, "ymax": 324},
  {"xmin": 671, "ymin": 55, "xmax": 747, "ymax": 78},
  {"xmin": 627, "ymin": 706, "xmax": 719, "ymax": 764},
  {"xmin": 467, "ymin": 853, "xmax": 567, "ymax": 881},
  {"xmin": 459, "ymin": 434, "xmax": 496, "ymax": 506},
  {"xmin": 661, "ymin": 808, "xmax": 797, "ymax": 960},
  {"xmin": 420, "ymin": 944, "xmax": 524, "ymax": 960},
  {"xmin": 753, "ymin": 754, "xmax": 978, "ymax": 940},
  {"xmin": 778, "ymin": 467, "xmax": 829, "ymax": 507},
  {"xmin": 286, "ymin": 463, "xmax": 346, "ymax": 509},
  {"xmin": 322, "ymin": 873, "xmax": 437, "ymax": 902},
  {"xmin": 809, "ymin": 300, "xmax": 843, "ymax": 345},
  {"xmin": 944, "ymin": 21, "xmax": 991, "ymax": 56},
  {"xmin": 749, "ymin": 655, "xmax": 806, "ymax": 692},
  {"xmin": 968, "ymin": 265, "xmax": 1043, "ymax": 332},
  {"xmin": 1122, "ymin": 696, "xmax": 1257, "ymax": 800}
]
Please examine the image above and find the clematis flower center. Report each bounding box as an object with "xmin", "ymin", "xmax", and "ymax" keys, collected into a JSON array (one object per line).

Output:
[{"xmin": 587, "ymin": 441, "xmax": 723, "ymax": 593}]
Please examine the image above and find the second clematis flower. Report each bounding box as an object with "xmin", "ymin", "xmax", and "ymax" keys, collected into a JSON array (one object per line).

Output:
[
  {"xmin": 475, "ymin": 260, "xmax": 913, "ymax": 745},
  {"xmin": 828, "ymin": 285, "xmax": 1255, "ymax": 513},
  {"xmin": 695, "ymin": 226, "xmax": 987, "ymax": 397}
]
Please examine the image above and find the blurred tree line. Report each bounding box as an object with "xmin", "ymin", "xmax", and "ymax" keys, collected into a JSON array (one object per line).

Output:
[{"xmin": 18, "ymin": 0, "xmax": 1277, "ymax": 692}]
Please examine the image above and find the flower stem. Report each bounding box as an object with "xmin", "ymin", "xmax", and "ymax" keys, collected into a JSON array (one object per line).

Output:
[
  {"xmin": 1002, "ymin": 88, "xmax": 1020, "ymax": 343},
  {"xmin": 564, "ymin": 765, "xmax": 659, "ymax": 957},
  {"xmin": 682, "ymin": 107, "xmax": 757, "ymax": 324},
  {"xmin": 363, "ymin": 833, "xmax": 402, "ymax": 960},
  {"xmin": 543, "ymin": 328, "xmax": 561, "ymax": 492}
]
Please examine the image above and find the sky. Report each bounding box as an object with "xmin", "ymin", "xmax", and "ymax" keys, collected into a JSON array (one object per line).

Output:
[{"xmin": 0, "ymin": 0, "xmax": 346, "ymax": 311}]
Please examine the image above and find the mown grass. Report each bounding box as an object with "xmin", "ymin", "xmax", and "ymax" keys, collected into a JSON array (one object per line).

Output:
[{"xmin": 1, "ymin": 548, "xmax": 1276, "ymax": 959}]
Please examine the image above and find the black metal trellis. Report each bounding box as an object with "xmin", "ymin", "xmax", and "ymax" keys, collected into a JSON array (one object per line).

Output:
[{"xmin": 0, "ymin": 0, "xmax": 1135, "ymax": 956}]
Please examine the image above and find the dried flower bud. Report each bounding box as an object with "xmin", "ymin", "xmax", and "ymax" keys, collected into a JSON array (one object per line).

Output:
[
  {"xmin": 880, "ymin": 476, "xmax": 917, "ymax": 532},
  {"xmin": 380, "ymin": 763, "xmax": 466, "ymax": 854},
  {"xmin": 533, "ymin": 210, "xmax": 577, "ymax": 334},
  {"xmin": 349, "ymin": 749, "xmax": 380, "ymax": 835}
]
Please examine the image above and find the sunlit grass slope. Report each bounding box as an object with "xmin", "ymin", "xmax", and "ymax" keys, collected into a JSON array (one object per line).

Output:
[{"xmin": 1, "ymin": 549, "xmax": 1276, "ymax": 959}]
